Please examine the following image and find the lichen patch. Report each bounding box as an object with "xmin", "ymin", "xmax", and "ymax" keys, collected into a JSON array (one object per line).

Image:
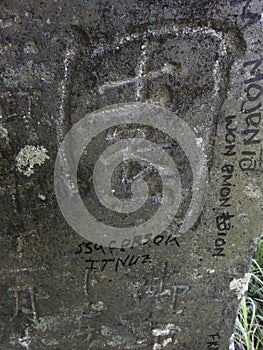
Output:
[
  {"xmin": 152, "ymin": 323, "xmax": 177, "ymax": 338},
  {"xmin": 244, "ymin": 183, "xmax": 262, "ymax": 199},
  {"xmin": 91, "ymin": 301, "xmax": 105, "ymax": 312},
  {"xmin": 229, "ymin": 273, "xmax": 251, "ymax": 300},
  {"xmin": 15, "ymin": 145, "xmax": 49, "ymax": 176},
  {"xmin": 0, "ymin": 123, "xmax": 8, "ymax": 138}
]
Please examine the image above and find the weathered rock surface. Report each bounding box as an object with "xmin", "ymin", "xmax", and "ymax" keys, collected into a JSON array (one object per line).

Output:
[{"xmin": 0, "ymin": 1, "xmax": 262, "ymax": 349}]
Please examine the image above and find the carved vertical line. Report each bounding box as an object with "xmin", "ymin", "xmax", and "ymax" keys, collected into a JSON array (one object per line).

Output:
[
  {"xmin": 84, "ymin": 269, "xmax": 91, "ymax": 297},
  {"xmin": 28, "ymin": 286, "xmax": 37, "ymax": 324}
]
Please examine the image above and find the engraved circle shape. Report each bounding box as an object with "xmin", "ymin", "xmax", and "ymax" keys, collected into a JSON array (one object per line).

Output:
[{"xmin": 54, "ymin": 103, "xmax": 207, "ymax": 248}]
